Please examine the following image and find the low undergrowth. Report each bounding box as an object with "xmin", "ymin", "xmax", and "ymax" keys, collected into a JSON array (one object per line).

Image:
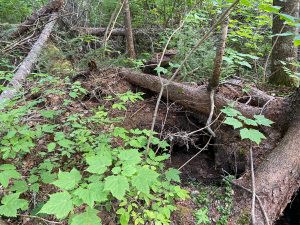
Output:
[{"xmin": 0, "ymin": 73, "xmax": 189, "ymax": 225}]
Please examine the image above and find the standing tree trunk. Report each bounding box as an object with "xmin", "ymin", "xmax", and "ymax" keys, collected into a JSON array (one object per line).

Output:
[
  {"xmin": 123, "ymin": 0, "xmax": 136, "ymax": 59},
  {"xmin": 208, "ymin": 15, "xmax": 229, "ymax": 90},
  {"xmin": 269, "ymin": 0, "xmax": 300, "ymax": 86}
]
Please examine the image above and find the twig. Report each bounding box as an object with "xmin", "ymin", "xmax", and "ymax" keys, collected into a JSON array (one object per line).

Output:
[
  {"xmin": 178, "ymin": 137, "xmax": 212, "ymax": 170},
  {"xmin": 223, "ymin": 177, "xmax": 270, "ymax": 225},
  {"xmin": 18, "ymin": 214, "xmax": 63, "ymax": 224},
  {"xmin": 206, "ymin": 90, "xmax": 216, "ymax": 137},
  {"xmin": 250, "ymin": 145, "xmax": 256, "ymax": 225}
]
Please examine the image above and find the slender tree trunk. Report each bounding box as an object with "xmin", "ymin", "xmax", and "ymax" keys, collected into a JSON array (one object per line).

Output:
[
  {"xmin": 269, "ymin": 0, "xmax": 300, "ymax": 86},
  {"xmin": 123, "ymin": 0, "xmax": 136, "ymax": 58},
  {"xmin": 208, "ymin": 15, "xmax": 229, "ymax": 90},
  {"xmin": 0, "ymin": 13, "xmax": 58, "ymax": 104}
]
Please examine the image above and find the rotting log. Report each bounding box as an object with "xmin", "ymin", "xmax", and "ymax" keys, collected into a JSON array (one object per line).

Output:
[
  {"xmin": 73, "ymin": 27, "xmax": 162, "ymax": 37},
  {"xmin": 119, "ymin": 68, "xmax": 286, "ymax": 125},
  {"xmin": 229, "ymin": 88, "xmax": 300, "ymax": 225},
  {"xmin": 0, "ymin": 13, "xmax": 58, "ymax": 104},
  {"xmin": 11, "ymin": 0, "xmax": 63, "ymax": 37}
]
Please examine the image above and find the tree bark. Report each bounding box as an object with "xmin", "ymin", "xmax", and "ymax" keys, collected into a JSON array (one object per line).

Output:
[
  {"xmin": 270, "ymin": 0, "xmax": 300, "ymax": 86},
  {"xmin": 11, "ymin": 0, "xmax": 63, "ymax": 38},
  {"xmin": 229, "ymin": 88, "xmax": 300, "ymax": 225},
  {"xmin": 123, "ymin": 0, "xmax": 136, "ymax": 58},
  {"xmin": 119, "ymin": 68, "xmax": 286, "ymax": 124},
  {"xmin": 208, "ymin": 14, "xmax": 229, "ymax": 90},
  {"xmin": 73, "ymin": 27, "xmax": 162, "ymax": 37},
  {"xmin": 0, "ymin": 13, "xmax": 58, "ymax": 104}
]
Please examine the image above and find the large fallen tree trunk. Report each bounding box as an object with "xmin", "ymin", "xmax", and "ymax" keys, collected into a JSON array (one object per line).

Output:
[
  {"xmin": 11, "ymin": 0, "xmax": 63, "ymax": 37},
  {"xmin": 229, "ymin": 88, "xmax": 300, "ymax": 225},
  {"xmin": 120, "ymin": 68, "xmax": 300, "ymax": 224},
  {"xmin": 73, "ymin": 27, "xmax": 162, "ymax": 37},
  {"xmin": 119, "ymin": 68, "xmax": 287, "ymax": 125},
  {"xmin": 0, "ymin": 13, "xmax": 58, "ymax": 104}
]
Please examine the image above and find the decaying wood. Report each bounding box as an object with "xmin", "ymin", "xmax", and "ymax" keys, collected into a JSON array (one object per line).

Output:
[
  {"xmin": 0, "ymin": 13, "xmax": 58, "ymax": 104},
  {"xmin": 119, "ymin": 68, "xmax": 285, "ymax": 124},
  {"xmin": 229, "ymin": 88, "xmax": 300, "ymax": 225},
  {"xmin": 0, "ymin": 219, "xmax": 8, "ymax": 225},
  {"xmin": 11, "ymin": 0, "xmax": 63, "ymax": 37},
  {"xmin": 73, "ymin": 27, "xmax": 162, "ymax": 37}
]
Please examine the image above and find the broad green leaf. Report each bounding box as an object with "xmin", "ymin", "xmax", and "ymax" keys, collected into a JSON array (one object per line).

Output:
[
  {"xmin": 0, "ymin": 193, "xmax": 28, "ymax": 217},
  {"xmin": 223, "ymin": 117, "xmax": 243, "ymax": 129},
  {"xmin": 40, "ymin": 171, "xmax": 57, "ymax": 184},
  {"xmin": 240, "ymin": 117, "xmax": 257, "ymax": 126},
  {"xmin": 240, "ymin": 128, "xmax": 266, "ymax": 145},
  {"xmin": 122, "ymin": 165, "xmax": 137, "ymax": 177},
  {"xmin": 10, "ymin": 180, "xmax": 28, "ymax": 193},
  {"xmin": 118, "ymin": 149, "xmax": 142, "ymax": 165},
  {"xmin": 52, "ymin": 168, "xmax": 82, "ymax": 190},
  {"xmin": 73, "ymin": 182, "xmax": 108, "ymax": 207},
  {"xmin": 165, "ymin": 168, "xmax": 181, "ymax": 182},
  {"xmin": 47, "ymin": 142, "xmax": 56, "ymax": 152},
  {"xmin": 238, "ymin": 61, "xmax": 252, "ymax": 68},
  {"xmin": 0, "ymin": 164, "xmax": 21, "ymax": 188},
  {"xmin": 132, "ymin": 167, "xmax": 159, "ymax": 194},
  {"xmin": 221, "ymin": 107, "xmax": 241, "ymax": 117},
  {"xmin": 279, "ymin": 13, "xmax": 296, "ymax": 23},
  {"xmin": 253, "ymin": 115, "xmax": 274, "ymax": 127},
  {"xmin": 39, "ymin": 192, "xmax": 73, "ymax": 219},
  {"xmin": 86, "ymin": 151, "xmax": 112, "ymax": 174},
  {"xmin": 70, "ymin": 207, "xmax": 102, "ymax": 225},
  {"xmin": 154, "ymin": 66, "xmax": 168, "ymax": 75},
  {"xmin": 104, "ymin": 175, "xmax": 129, "ymax": 200}
]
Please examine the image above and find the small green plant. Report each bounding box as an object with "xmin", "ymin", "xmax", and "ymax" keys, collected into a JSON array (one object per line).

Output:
[
  {"xmin": 195, "ymin": 207, "xmax": 210, "ymax": 224},
  {"xmin": 221, "ymin": 104, "xmax": 274, "ymax": 145}
]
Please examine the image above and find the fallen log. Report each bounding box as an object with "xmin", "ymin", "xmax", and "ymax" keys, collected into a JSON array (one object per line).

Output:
[
  {"xmin": 229, "ymin": 88, "xmax": 300, "ymax": 225},
  {"xmin": 0, "ymin": 13, "xmax": 58, "ymax": 104},
  {"xmin": 73, "ymin": 27, "xmax": 162, "ymax": 37},
  {"xmin": 119, "ymin": 68, "xmax": 286, "ymax": 124},
  {"xmin": 11, "ymin": 0, "xmax": 63, "ymax": 37}
]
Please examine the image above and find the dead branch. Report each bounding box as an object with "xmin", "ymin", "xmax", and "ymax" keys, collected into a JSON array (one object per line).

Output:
[
  {"xmin": 11, "ymin": 0, "xmax": 64, "ymax": 38},
  {"xmin": 0, "ymin": 13, "xmax": 58, "ymax": 104}
]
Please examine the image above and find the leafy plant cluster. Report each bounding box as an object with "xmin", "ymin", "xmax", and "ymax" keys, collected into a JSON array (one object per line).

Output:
[
  {"xmin": 222, "ymin": 104, "xmax": 274, "ymax": 145},
  {"xmin": 192, "ymin": 176, "xmax": 234, "ymax": 225},
  {"xmin": 0, "ymin": 76, "xmax": 188, "ymax": 225}
]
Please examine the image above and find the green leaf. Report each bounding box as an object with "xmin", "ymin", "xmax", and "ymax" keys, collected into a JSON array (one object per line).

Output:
[
  {"xmin": 47, "ymin": 142, "xmax": 56, "ymax": 152},
  {"xmin": 0, "ymin": 193, "xmax": 28, "ymax": 217},
  {"xmin": 86, "ymin": 152, "xmax": 112, "ymax": 175},
  {"xmin": 70, "ymin": 207, "xmax": 102, "ymax": 225},
  {"xmin": 221, "ymin": 107, "xmax": 241, "ymax": 117},
  {"xmin": 132, "ymin": 167, "xmax": 159, "ymax": 194},
  {"xmin": 104, "ymin": 175, "xmax": 129, "ymax": 200},
  {"xmin": 73, "ymin": 182, "xmax": 108, "ymax": 207},
  {"xmin": 223, "ymin": 117, "xmax": 243, "ymax": 129},
  {"xmin": 122, "ymin": 165, "xmax": 137, "ymax": 177},
  {"xmin": 118, "ymin": 149, "xmax": 142, "ymax": 165},
  {"xmin": 39, "ymin": 192, "xmax": 73, "ymax": 219},
  {"xmin": 165, "ymin": 168, "xmax": 181, "ymax": 182},
  {"xmin": 154, "ymin": 66, "xmax": 168, "ymax": 75},
  {"xmin": 240, "ymin": 128, "xmax": 266, "ymax": 145},
  {"xmin": 294, "ymin": 34, "xmax": 300, "ymax": 46},
  {"xmin": 52, "ymin": 168, "xmax": 82, "ymax": 190},
  {"xmin": 259, "ymin": 4, "xmax": 281, "ymax": 13},
  {"xmin": 0, "ymin": 164, "xmax": 21, "ymax": 188},
  {"xmin": 10, "ymin": 180, "xmax": 28, "ymax": 193},
  {"xmin": 237, "ymin": 115, "xmax": 257, "ymax": 126},
  {"xmin": 254, "ymin": 115, "xmax": 274, "ymax": 127}
]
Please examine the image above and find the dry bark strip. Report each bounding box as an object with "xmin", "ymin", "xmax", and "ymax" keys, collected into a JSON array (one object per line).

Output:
[
  {"xmin": 119, "ymin": 68, "xmax": 285, "ymax": 124},
  {"xmin": 0, "ymin": 13, "xmax": 58, "ymax": 104},
  {"xmin": 11, "ymin": 0, "xmax": 63, "ymax": 37}
]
